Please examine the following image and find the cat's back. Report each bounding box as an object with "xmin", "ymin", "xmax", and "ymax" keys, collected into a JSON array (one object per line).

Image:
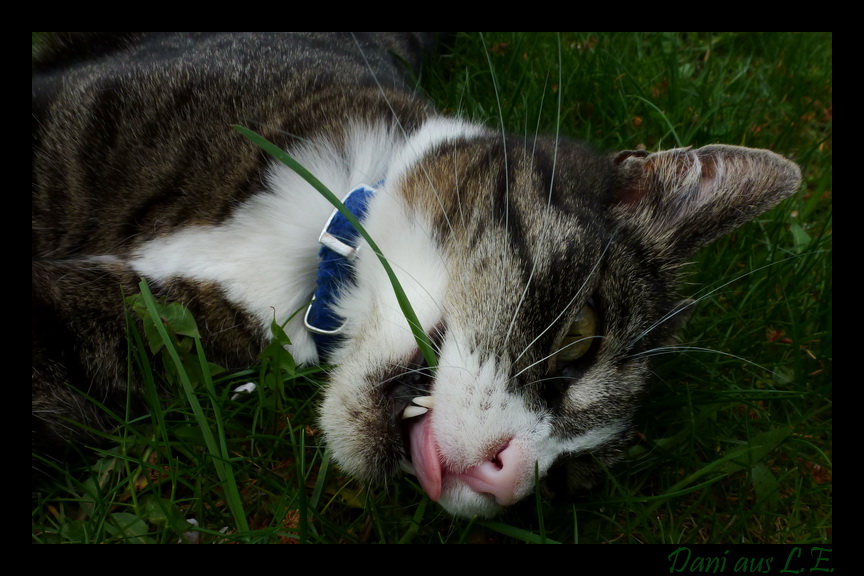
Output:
[
  {"xmin": 31, "ymin": 32, "xmax": 435, "ymax": 257},
  {"xmin": 32, "ymin": 32, "xmax": 432, "ymax": 106}
]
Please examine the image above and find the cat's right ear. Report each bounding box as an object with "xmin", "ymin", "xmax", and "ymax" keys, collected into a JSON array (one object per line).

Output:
[{"xmin": 610, "ymin": 145, "xmax": 801, "ymax": 257}]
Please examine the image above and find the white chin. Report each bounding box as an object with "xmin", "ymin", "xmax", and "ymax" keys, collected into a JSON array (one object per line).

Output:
[{"xmin": 437, "ymin": 480, "xmax": 506, "ymax": 518}]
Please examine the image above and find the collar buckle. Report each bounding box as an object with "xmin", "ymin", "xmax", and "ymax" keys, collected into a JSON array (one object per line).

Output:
[{"xmin": 303, "ymin": 183, "xmax": 378, "ymax": 351}]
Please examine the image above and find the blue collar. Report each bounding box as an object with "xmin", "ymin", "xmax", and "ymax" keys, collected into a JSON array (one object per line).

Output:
[{"xmin": 304, "ymin": 183, "xmax": 377, "ymax": 361}]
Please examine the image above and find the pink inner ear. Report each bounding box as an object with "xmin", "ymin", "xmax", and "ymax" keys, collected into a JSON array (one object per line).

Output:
[
  {"xmin": 616, "ymin": 183, "xmax": 646, "ymax": 206},
  {"xmin": 614, "ymin": 147, "xmax": 703, "ymax": 209},
  {"xmin": 611, "ymin": 151, "xmax": 652, "ymax": 207}
]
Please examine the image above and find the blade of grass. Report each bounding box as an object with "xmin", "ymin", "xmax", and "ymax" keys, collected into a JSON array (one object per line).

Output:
[
  {"xmin": 477, "ymin": 519, "xmax": 562, "ymax": 544},
  {"xmin": 136, "ymin": 279, "xmax": 250, "ymax": 533},
  {"xmin": 284, "ymin": 417, "xmax": 308, "ymax": 543}
]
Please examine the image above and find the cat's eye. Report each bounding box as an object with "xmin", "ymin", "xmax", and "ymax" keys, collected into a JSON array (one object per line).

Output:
[{"xmin": 556, "ymin": 304, "xmax": 597, "ymax": 363}]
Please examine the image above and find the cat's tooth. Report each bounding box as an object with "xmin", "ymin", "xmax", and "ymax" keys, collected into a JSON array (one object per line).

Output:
[
  {"xmin": 402, "ymin": 405, "xmax": 429, "ymax": 419},
  {"xmin": 412, "ymin": 396, "xmax": 435, "ymax": 409},
  {"xmin": 400, "ymin": 459, "xmax": 417, "ymax": 476}
]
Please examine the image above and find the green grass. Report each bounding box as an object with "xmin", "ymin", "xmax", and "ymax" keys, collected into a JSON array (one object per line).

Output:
[{"xmin": 31, "ymin": 32, "xmax": 831, "ymax": 544}]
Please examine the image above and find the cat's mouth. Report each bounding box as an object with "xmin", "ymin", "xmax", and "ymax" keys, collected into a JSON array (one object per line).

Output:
[
  {"xmin": 389, "ymin": 349, "xmax": 436, "ymax": 462},
  {"xmin": 397, "ymin": 394, "xmax": 443, "ymax": 502},
  {"xmin": 384, "ymin": 324, "xmax": 445, "ymax": 495},
  {"xmin": 387, "ymin": 347, "xmax": 435, "ymax": 421},
  {"xmin": 392, "ymin": 367, "xmax": 440, "ymax": 498},
  {"xmin": 382, "ymin": 324, "xmax": 528, "ymax": 509},
  {"xmin": 378, "ymin": 325, "xmax": 542, "ymax": 512}
]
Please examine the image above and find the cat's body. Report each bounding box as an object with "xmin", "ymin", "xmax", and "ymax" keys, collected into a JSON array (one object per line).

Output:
[{"xmin": 32, "ymin": 33, "xmax": 801, "ymax": 518}]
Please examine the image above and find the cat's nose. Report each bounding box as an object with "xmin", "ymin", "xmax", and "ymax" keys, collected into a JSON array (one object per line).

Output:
[{"xmin": 457, "ymin": 440, "xmax": 527, "ymax": 506}]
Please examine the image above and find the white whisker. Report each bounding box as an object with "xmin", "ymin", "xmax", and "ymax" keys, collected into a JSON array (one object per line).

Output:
[
  {"xmin": 512, "ymin": 335, "xmax": 604, "ymax": 382},
  {"xmin": 513, "ymin": 239, "xmax": 611, "ymax": 366},
  {"xmin": 349, "ymin": 33, "xmax": 456, "ymax": 238},
  {"xmin": 629, "ymin": 345, "xmax": 778, "ymax": 377},
  {"xmin": 503, "ymin": 49, "xmax": 559, "ymax": 352},
  {"xmin": 632, "ymin": 253, "xmax": 802, "ymax": 345}
]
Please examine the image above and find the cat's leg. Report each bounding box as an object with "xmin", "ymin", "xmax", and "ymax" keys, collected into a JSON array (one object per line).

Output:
[
  {"xmin": 31, "ymin": 258, "xmax": 150, "ymax": 473},
  {"xmin": 31, "ymin": 256, "xmax": 271, "ymax": 475}
]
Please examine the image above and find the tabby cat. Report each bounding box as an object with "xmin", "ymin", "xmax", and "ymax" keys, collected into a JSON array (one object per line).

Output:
[{"xmin": 31, "ymin": 33, "xmax": 801, "ymax": 518}]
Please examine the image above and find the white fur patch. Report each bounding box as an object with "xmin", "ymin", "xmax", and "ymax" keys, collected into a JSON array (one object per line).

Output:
[{"xmin": 130, "ymin": 122, "xmax": 402, "ymax": 363}]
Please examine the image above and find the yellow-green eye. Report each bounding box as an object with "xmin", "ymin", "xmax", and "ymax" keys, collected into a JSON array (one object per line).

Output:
[{"xmin": 557, "ymin": 304, "xmax": 597, "ymax": 363}]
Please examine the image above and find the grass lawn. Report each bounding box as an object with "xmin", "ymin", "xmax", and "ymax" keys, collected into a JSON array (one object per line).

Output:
[{"xmin": 32, "ymin": 32, "xmax": 832, "ymax": 544}]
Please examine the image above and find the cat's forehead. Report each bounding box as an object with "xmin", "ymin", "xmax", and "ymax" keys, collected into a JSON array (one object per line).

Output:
[
  {"xmin": 440, "ymin": 208, "xmax": 611, "ymax": 352},
  {"xmin": 400, "ymin": 133, "xmax": 615, "ymax": 218},
  {"xmin": 396, "ymin": 135, "xmax": 621, "ymax": 325}
]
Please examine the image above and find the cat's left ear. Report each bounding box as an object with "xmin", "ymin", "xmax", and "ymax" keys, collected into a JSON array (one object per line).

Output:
[{"xmin": 610, "ymin": 145, "xmax": 801, "ymax": 256}]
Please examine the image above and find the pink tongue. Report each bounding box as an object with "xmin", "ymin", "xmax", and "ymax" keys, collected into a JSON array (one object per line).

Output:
[{"xmin": 408, "ymin": 415, "xmax": 442, "ymax": 501}]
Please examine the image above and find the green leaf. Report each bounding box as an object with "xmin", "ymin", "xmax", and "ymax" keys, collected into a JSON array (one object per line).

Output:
[
  {"xmin": 138, "ymin": 495, "xmax": 170, "ymax": 525},
  {"xmin": 722, "ymin": 428, "xmax": 792, "ymax": 473},
  {"xmin": 267, "ymin": 317, "xmax": 295, "ymax": 376},
  {"xmin": 789, "ymin": 222, "xmax": 812, "ymax": 252},
  {"xmin": 106, "ymin": 512, "xmax": 152, "ymax": 542},
  {"xmin": 160, "ymin": 300, "xmax": 200, "ymax": 338},
  {"xmin": 270, "ymin": 315, "xmax": 292, "ymax": 347},
  {"xmin": 59, "ymin": 520, "xmax": 91, "ymax": 543},
  {"xmin": 750, "ymin": 462, "xmax": 780, "ymax": 513},
  {"xmin": 126, "ymin": 293, "xmax": 200, "ymax": 354},
  {"xmin": 138, "ymin": 495, "xmax": 198, "ymax": 534}
]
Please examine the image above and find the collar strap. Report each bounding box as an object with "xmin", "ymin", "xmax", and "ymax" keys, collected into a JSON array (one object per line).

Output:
[{"xmin": 304, "ymin": 183, "xmax": 377, "ymax": 360}]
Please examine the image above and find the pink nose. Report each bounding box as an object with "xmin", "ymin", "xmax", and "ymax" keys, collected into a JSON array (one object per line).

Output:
[{"xmin": 457, "ymin": 441, "xmax": 526, "ymax": 506}]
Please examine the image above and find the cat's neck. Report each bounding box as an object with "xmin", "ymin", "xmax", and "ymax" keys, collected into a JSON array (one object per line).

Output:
[{"xmin": 130, "ymin": 117, "xmax": 484, "ymax": 363}]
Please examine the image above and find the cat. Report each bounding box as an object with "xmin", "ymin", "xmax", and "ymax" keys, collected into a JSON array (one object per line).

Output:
[{"xmin": 31, "ymin": 32, "xmax": 801, "ymax": 519}]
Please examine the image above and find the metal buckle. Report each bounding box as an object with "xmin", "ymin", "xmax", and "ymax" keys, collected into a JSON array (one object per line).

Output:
[{"xmin": 303, "ymin": 295, "xmax": 346, "ymax": 336}]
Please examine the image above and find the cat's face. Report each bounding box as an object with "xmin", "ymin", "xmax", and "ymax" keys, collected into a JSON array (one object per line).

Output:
[{"xmin": 317, "ymin": 132, "xmax": 801, "ymax": 517}]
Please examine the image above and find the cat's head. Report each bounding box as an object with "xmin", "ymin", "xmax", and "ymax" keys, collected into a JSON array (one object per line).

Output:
[{"xmin": 318, "ymin": 135, "xmax": 801, "ymax": 518}]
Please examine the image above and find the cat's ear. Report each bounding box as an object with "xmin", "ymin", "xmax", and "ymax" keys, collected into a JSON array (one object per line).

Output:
[{"xmin": 611, "ymin": 145, "xmax": 801, "ymax": 256}]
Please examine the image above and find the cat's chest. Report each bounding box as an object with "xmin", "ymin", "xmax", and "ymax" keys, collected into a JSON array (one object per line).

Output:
[{"xmin": 128, "ymin": 180, "xmax": 327, "ymax": 362}]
